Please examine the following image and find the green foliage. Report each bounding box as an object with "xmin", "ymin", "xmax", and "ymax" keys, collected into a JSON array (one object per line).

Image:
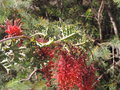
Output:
[
  {"xmin": 93, "ymin": 46, "xmax": 111, "ymax": 60},
  {"xmin": 6, "ymin": 79, "xmax": 35, "ymax": 90},
  {"xmin": 114, "ymin": 0, "xmax": 120, "ymax": 7},
  {"xmin": 0, "ymin": 0, "xmax": 120, "ymax": 89},
  {"xmin": 92, "ymin": 38, "xmax": 120, "ymax": 89}
]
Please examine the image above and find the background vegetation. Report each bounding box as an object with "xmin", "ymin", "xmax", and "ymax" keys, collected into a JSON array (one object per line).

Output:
[{"xmin": 0, "ymin": 0, "xmax": 120, "ymax": 90}]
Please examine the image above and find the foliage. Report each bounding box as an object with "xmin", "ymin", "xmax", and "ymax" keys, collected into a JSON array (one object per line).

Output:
[
  {"xmin": 92, "ymin": 38, "xmax": 120, "ymax": 89},
  {"xmin": 0, "ymin": 0, "xmax": 120, "ymax": 90},
  {"xmin": 114, "ymin": 0, "xmax": 120, "ymax": 7},
  {"xmin": 0, "ymin": 18, "xmax": 97, "ymax": 89}
]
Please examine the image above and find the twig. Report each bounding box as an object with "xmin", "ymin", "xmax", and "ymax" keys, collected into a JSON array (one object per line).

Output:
[
  {"xmin": 20, "ymin": 68, "xmax": 38, "ymax": 82},
  {"xmin": 92, "ymin": 74, "xmax": 103, "ymax": 87}
]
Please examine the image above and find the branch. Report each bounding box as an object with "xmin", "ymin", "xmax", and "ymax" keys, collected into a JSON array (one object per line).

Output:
[
  {"xmin": 97, "ymin": 0, "xmax": 104, "ymax": 22},
  {"xmin": 97, "ymin": 0, "xmax": 105, "ymax": 40},
  {"xmin": 0, "ymin": 35, "xmax": 31, "ymax": 43},
  {"xmin": 107, "ymin": 7, "xmax": 119, "ymax": 37}
]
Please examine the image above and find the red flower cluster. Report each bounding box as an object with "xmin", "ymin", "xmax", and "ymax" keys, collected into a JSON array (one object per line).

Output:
[
  {"xmin": 36, "ymin": 45, "xmax": 97, "ymax": 89},
  {"xmin": 0, "ymin": 19, "xmax": 22, "ymax": 37},
  {"xmin": 40, "ymin": 60, "xmax": 55, "ymax": 87},
  {"xmin": 35, "ymin": 39, "xmax": 57, "ymax": 86},
  {"xmin": 55, "ymin": 48, "xmax": 96, "ymax": 90},
  {"xmin": 35, "ymin": 38, "xmax": 97, "ymax": 89}
]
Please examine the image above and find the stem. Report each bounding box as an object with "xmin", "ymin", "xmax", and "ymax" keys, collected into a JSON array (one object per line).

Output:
[
  {"xmin": 0, "ymin": 32, "xmax": 79, "ymax": 47},
  {"xmin": 0, "ymin": 35, "xmax": 31, "ymax": 43}
]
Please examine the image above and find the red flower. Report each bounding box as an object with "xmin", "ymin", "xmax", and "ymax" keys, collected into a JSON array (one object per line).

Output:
[
  {"xmin": 55, "ymin": 48, "xmax": 96, "ymax": 90},
  {"xmin": 5, "ymin": 25, "xmax": 22, "ymax": 37},
  {"xmin": 35, "ymin": 44, "xmax": 97, "ymax": 89},
  {"xmin": 0, "ymin": 19, "xmax": 22, "ymax": 37}
]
